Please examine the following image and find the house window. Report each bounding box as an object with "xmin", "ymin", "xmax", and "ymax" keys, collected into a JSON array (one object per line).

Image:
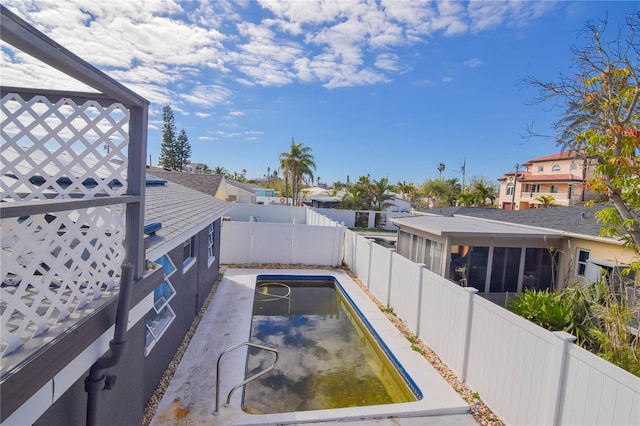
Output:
[
  {"xmin": 183, "ymin": 236, "xmax": 196, "ymax": 272},
  {"xmin": 506, "ymin": 183, "xmax": 514, "ymax": 196},
  {"xmin": 207, "ymin": 223, "xmax": 215, "ymax": 267},
  {"xmin": 552, "ymin": 164, "xmax": 560, "ymax": 172},
  {"xmin": 537, "ymin": 165, "xmax": 544, "ymax": 172},
  {"xmin": 524, "ymin": 184, "xmax": 541, "ymax": 193},
  {"xmin": 570, "ymin": 162, "xmax": 578, "ymax": 171},
  {"xmin": 576, "ymin": 249, "xmax": 590, "ymax": 276},
  {"xmin": 550, "ymin": 185, "xmax": 558, "ymax": 193},
  {"xmin": 144, "ymin": 255, "xmax": 177, "ymax": 355}
]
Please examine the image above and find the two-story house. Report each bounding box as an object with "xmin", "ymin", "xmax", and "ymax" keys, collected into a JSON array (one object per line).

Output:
[{"xmin": 497, "ymin": 151, "xmax": 598, "ymax": 210}]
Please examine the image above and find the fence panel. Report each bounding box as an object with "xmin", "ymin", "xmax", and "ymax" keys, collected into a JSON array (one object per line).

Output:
[
  {"xmin": 226, "ymin": 204, "xmax": 306, "ymax": 223},
  {"xmin": 292, "ymin": 225, "xmax": 344, "ymax": 266},
  {"xmin": 560, "ymin": 344, "xmax": 640, "ymax": 425},
  {"xmin": 312, "ymin": 208, "xmax": 355, "ymax": 227},
  {"xmin": 417, "ymin": 272, "xmax": 471, "ymax": 375},
  {"xmin": 251, "ymin": 223, "xmax": 294, "ymax": 264},
  {"xmin": 343, "ymin": 230, "xmax": 356, "ymax": 269},
  {"xmin": 465, "ymin": 296, "xmax": 555, "ymax": 426},
  {"xmin": 221, "ymin": 222, "xmax": 344, "ymax": 266},
  {"xmin": 353, "ymin": 235, "xmax": 372, "ymax": 286},
  {"xmin": 388, "ymin": 254, "xmax": 421, "ymax": 333},
  {"xmin": 368, "ymin": 243, "xmax": 393, "ymax": 307},
  {"xmin": 220, "ymin": 222, "xmax": 253, "ymax": 264}
]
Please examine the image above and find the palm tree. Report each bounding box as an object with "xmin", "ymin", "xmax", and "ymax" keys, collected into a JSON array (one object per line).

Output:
[
  {"xmin": 438, "ymin": 163, "xmax": 445, "ymax": 179},
  {"xmin": 535, "ymin": 194, "xmax": 557, "ymax": 207},
  {"xmin": 212, "ymin": 166, "xmax": 228, "ymax": 176},
  {"xmin": 279, "ymin": 137, "xmax": 316, "ymax": 206},
  {"xmin": 371, "ymin": 177, "xmax": 394, "ymax": 210},
  {"xmin": 472, "ymin": 182, "xmax": 496, "ymax": 206}
]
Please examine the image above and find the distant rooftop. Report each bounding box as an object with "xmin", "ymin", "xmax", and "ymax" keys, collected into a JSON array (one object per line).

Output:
[{"xmin": 146, "ymin": 166, "xmax": 224, "ymax": 198}]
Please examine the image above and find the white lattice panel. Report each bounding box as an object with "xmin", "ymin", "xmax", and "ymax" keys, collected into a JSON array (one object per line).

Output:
[
  {"xmin": 1, "ymin": 206, "xmax": 125, "ymax": 357},
  {"xmin": 1, "ymin": 92, "xmax": 129, "ymax": 201}
]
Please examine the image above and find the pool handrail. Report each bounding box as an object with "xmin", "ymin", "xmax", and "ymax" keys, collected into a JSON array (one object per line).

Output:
[{"xmin": 213, "ymin": 342, "xmax": 279, "ymax": 415}]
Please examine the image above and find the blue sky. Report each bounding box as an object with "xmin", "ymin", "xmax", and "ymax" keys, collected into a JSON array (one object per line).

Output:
[{"xmin": 2, "ymin": 1, "xmax": 636, "ymax": 187}]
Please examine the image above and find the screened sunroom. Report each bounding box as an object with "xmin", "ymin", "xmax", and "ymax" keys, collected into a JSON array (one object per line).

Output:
[{"xmin": 391, "ymin": 215, "xmax": 564, "ymax": 296}]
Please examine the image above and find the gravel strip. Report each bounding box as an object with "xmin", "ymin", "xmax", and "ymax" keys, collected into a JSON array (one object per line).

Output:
[{"xmin": 143, "ymin": 264, "xmax": 504, "ymax": 426}]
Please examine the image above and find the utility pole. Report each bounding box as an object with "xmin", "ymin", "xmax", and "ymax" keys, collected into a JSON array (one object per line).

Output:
[
  {"xmin": 460, "ymin": 159, "xmax": 466, "ymax": 192},
  {"xmin": 510, "ymin": 163, "xmax": 520, "ymax": 210}
]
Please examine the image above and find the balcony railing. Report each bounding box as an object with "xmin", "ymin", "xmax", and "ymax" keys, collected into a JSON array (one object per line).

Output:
[{"xmin": 1, "ymin": 89, "xmax": 132, "ymax": 372}]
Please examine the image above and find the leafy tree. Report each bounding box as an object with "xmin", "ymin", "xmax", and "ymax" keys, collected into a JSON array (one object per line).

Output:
[
  {"xmin": 396, "ymin": 181, "xmax": 418, "ymax": 202},
  {"xmin": 159, "ymin": 105, "xmax": 177, "ymax": 170},
  {"xmin": 421, "ymin": 178, "xmax": 460, "ymax": 207},
  {"xmin": 279, "ymin": 137, "xmax": 316, "ymax": 206},
  {"xmin": 526, "ymin": 11, "xmax": 640, "ymax": 262},
  {"xmin": 175, "ymin": 129, "xmax": 191, "ymax": 172}
]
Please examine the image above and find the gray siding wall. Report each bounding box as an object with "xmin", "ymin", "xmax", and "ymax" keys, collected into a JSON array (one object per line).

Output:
[
  {"xmin": 143, "ymin": 219, "xmax": 222, "ymax": 402},
  {"xmin": 34, "ymin": 321, "xmax": 147, "ymax": 426},
  {"xmin": 32, "ymin": 219, "xmax": 222, "ymax": 425}
]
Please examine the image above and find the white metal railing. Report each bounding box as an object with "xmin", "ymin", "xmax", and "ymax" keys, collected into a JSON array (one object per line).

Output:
[{"xmin": 1, "ymin": 91, "xmax": 129, "ymax": 362}]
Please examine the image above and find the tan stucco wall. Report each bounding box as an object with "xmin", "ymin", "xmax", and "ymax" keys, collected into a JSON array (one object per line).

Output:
[{"xmin": 556, "ymin": 237, "xmax": 637, "ymax": 289}]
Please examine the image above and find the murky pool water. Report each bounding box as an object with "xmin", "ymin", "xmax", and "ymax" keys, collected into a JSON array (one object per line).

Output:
[{"xmin": 242, "ymin": 276, "xmax": 417, "ymax": 414}]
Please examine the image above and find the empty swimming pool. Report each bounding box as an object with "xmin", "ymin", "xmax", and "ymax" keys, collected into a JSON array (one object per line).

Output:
[{"xmin": 243, "ymin": 275, "xmax": 419, "ymax": 414}]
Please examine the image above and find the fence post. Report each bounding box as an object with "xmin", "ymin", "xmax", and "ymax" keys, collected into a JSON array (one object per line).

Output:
[
  {"xmin": 249, "ymin": 220, "xmax": 255, "ymax": 264},
  {"xmin": 460, "ymin": 286, "xmax": 478, "ymax": 383},
  {"xmin": 290, "ymin": 222, "xmax": 296, "ymax": 264},
  {"xmin": 365, "ymin": 238, "xmax": 373, "ymax": 289},
  {"xmin": 383, "ymin": 248, "xmax": 395, "ymax": 307},
  {"xmin": 543, "ymin": 331, "xmax": 576, "ymax": 426},
  {"xmin": 414, "ymin": 264, "xmax": 426, "ymax": 335}
]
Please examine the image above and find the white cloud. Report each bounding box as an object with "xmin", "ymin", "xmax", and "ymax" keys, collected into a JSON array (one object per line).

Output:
[
  {"xmin": 178, "ymin": 84, "xmax": 232, "ymax": 107},
  {"xmin": 442, "ymin": 76, "xmax": 453, "ymax": 83},
  {"xmin": 195, "ymin": 112, "xmax": 212, "ymax": 118},
  {"xmin": 375, "ymin": 53, "xmax": 400, "ymax": 72},
  {"xmin": 1, "ymin": 0, "xmax": 557, "ymax": 105},
  {"xmin": 464, "ymin": 58, "xmax": 483, "ymax": 68}
]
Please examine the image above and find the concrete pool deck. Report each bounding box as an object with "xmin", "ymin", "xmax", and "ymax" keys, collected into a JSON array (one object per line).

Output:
[{"xmin": 150, "ymin": 268, "xmax": 476, "ymax": 425}]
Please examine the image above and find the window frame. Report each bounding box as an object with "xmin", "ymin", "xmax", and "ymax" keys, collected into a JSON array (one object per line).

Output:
[
  {"xmin": 182, "ymin": 236, "xmax": 196, "ymax": 273},
  {"xmin": 576, "ymin": 248, "xmax": 590, "ymax": 277},
  {"xmin": 207, "ymin": 222, "xmax": 215, "ymax": 267},
  {"xmin": 506, "ymin": 182, "xmax": 514, "ymax": 196}
]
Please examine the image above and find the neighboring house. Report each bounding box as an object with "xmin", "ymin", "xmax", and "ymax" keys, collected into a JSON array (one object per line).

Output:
[
  {"xmin": 391, "ymin": 205, "xmax": 637, "ymax": 304},
  {"xmin": 386, "ymin": 196, "xmax": 411, "ymax": 213},
  {"xmin": 497, "ymin": 151, "xmax": 598, "ymax": 210},
  {"xmin": 1, "ymin": 10, "xmax": 231, "ymax": 425},
  {"xmin": 146, "ymin": 166, "xmax": 228, "ymax": 201},
  {"xmin": 184, "ymin": 162, "xmax": 206, "ymax": 173},
  {"xmin": 225, "ymin": 179, "xmax": 261, "ymax": 203}
]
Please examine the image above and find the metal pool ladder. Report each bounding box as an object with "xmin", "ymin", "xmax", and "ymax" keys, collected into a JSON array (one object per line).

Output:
[{"xmin": 214, "ymin": 342, "xmax": 279, "ymax": 415}]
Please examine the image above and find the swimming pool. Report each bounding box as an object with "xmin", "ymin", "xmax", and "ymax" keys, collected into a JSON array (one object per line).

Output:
[
  {"xmin": 150, "ymin": 269, "xmax": 471, "ymax": 426},
  {"xmin": 243, "ymin": 275, "xmax": 419, "ymax": 414}
]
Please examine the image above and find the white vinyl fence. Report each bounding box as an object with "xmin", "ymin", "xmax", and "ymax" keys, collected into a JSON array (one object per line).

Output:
[
  {"xmin": 343, "ymin": 230, "xmax": 640, "ymax": 426},
  {"xmin": 220, "ymin": 221, "xmax": 345, "ymax": 266}
]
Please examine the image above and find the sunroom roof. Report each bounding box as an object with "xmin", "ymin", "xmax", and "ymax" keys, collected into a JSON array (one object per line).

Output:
[{"xmin": 390, "ymin": 215, "xmax": 563, "ymax": 238}]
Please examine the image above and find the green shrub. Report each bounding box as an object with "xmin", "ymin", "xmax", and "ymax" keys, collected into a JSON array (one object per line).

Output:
[{"xmin": 507, "ymin": 289, "xmax": 572, "ymax": 331}]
